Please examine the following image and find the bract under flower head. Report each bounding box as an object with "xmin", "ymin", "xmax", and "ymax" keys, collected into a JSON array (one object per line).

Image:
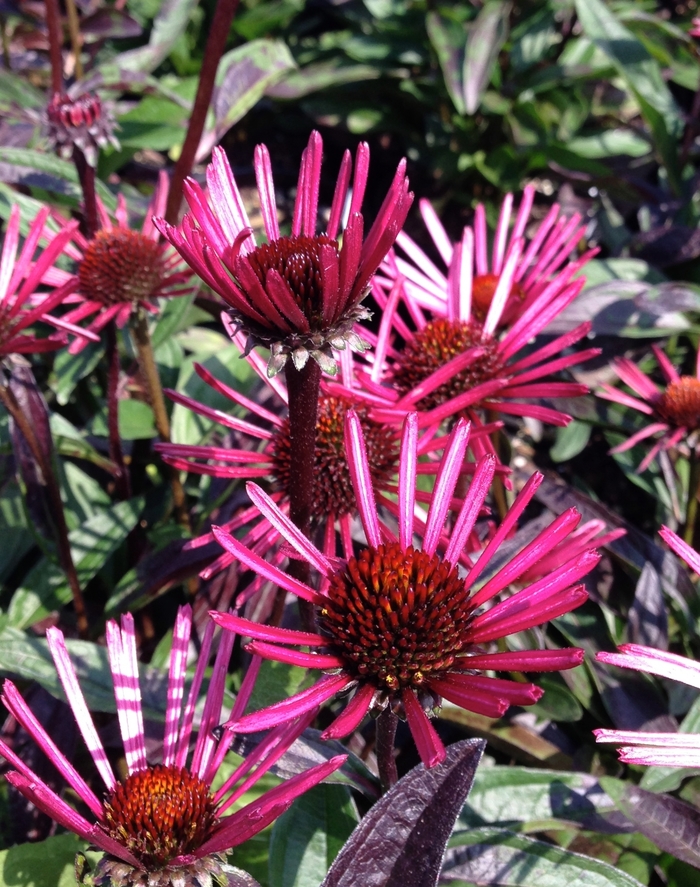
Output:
[
  {"xmin": 598, "ymin": 345, "xmax": 700, "ymax": 471},
  {"xmin": 0, "ymin": 205, "xmax": 88, "ymax": 358},
  {"xmin": 155, "ymin": 333, "xmax": 500, "ymax": 602},
  {"xmin": 155, "ymin": 131, "xmax": 413, "ymax": 376},
  {"xmin": 0, "ymin": 606, "xmax": 344, "ymax": 887},
  {"xmin": 45, "ymin": 88, "xmax": 119, "ymax": 167},
  {"xmin": 49, "ymin": 173, "xmax": 196, "ymax": 352},
  {"xmin": 210, "ymin": 411, "xmax": 593, "ymax": 768}
]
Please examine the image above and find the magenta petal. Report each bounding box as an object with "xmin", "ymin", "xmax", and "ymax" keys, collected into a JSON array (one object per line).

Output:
[
  {"xmin": 246, "ymin": 640, "xmax": 343, "ymax": 670},
  {"xmin": 345, "ymin": 410, "xmax": 382, "ymax": 548},
  {"xmin": 322, "ymin": 684, "xmax": 376, "ymax": 739},
  {"xmin": 402, "ymin": 689, "xmax": 446, "ymax": 767},
  {"xmin": 210, "ymin": 611, "xmax": 325, "ymax": 646}
]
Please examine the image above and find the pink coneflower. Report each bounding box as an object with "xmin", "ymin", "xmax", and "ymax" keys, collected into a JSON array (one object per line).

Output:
[
  {"xmin": 0, "ymin": 205, "xmax": 90, "ymax": 356},
  {"xmin": 379, "ymin": 185, "xmax": 597, "ymax": 328},
  {"xmin": 598, "ymin": 344, "xmax": 700, "ymax": 471},
  {"xmin": 156, "ymin": 333, "xmax": 502, "ymax": 597},
  {"xmin": 50, "ymin": 173, "xmax": 195, "ymax": 352},
  {"xmin": 45, "ymin": 89, "xmax": 119, "ymax": 167},
  {"xmin": 210, "ymin": 411, "xmax": 594, "ymax": 768},
  {"xmin": 0, "ymin": 606, "xmax": 344, "ymax": 886},
  {"xmin": 156, "ymin": 131, "xmax": 413, "ymax": 376},
  {"xmin": 349, "ymin": 191, "xmax": 599, "ymax": 441}
]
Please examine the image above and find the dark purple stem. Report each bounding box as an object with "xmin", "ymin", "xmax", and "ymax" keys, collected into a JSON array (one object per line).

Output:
[
  {"xmin": 163, "ymin": 0, "xmax": 240, "ymax": 225},
  {"xmin": 73, "ymin": 147, "xmax": 99, "ymax": 239},
  {"xmin": 106, "ymin": 321, "xmax": 131, "ymax": 500},
  {"xmin": 44, "ymin": 0, "xmax": 63, "ymax": 94},
  {"xmin": 376, "ymin": 708, "xmax": 399, "ymax": 793}
]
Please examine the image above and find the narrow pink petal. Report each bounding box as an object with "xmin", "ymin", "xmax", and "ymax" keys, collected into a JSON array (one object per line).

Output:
[
  {"xmin": 596, "ymin": 645, "xmax": 700, "ymax": 690},
  {"xmin": 246, "ymin": 641, "xmax": 343, "ymax": 670},
  {"xmin": 660, "ymin": 526, "xmax": 700, "ymax": 575},
  {"xmin": 608, "ymin": 423, "xmax": 668, "ymax": 454},
  {"xmin": 245, "ymin": 483, "xmax": 333, "ymax": 576},
  {"xmin": 615, "ymin": 748, "xmax": 700, "ymax": 767},
  {"xmin": 162, "ymin": 606, "xmax": 192, "ymax": 767},
  {"xmin": 211, "ymin": 611, "xmax": 324, "ymax": 645},
  {"xmin": 423, "ymin": 419, "xmax": 471, "ymax": 556},
  {"xmin": 458, "ymin": 226, "xmax": 473, "ymax": 322},
  {"xmin": 175, "ymin": 619, "xmax": 215, "ymax": 769},
  {"xmin": 474, "ymin": 203, "xmax": 488, "ymax": 275},
  {"xmin": 594, "ymin": 729, "xmax": 700, "ymax": 748},
  {"xmin": 402, "ymin": 689, "xmax": 446, "ymax": 767},
  {"xmin": 201, "ymin": 755, "xmax": 347, "ymax": 854},
  {"xmin": 444, "ymin": 455, "xmax": 496, "ymax": 564},
  {"xmin": 0, "ymin": 205, "xmax": 19, "ymax": 299},
  {"xmin": 254, "ymin": 144, "xmax": 280, "ymax": 241},
  {"xmin": 511, "ymin": 185, "xmax": 535, "ymax": 244},
  {"xmin": 394, "ymin": 230, "xmax": 447, "ymax": 290},
  {"xmin": 467, "ymin": 588, "xmax": 589, "ymax": 643},
  {"xmin": 192, "ymin": 623, "xmax": 235, "ymax": 779},
  {"xmin": 398, "ymin": 413, "xmax": 418, "ymax": 550},
  {"xmin": 430, "ymin": 678, "xmax": 508, "ymax": 718},
  {"xmin": 419, "ymin": 198, "xmax": 453, "ymax": 265},
  {"xmin": 45, "ymin": 629, "xmax": 115, "ymax": 791},
  {"xmin": 597, "ymin": 386, "xmax": 655, "ymax": 415},
  {"xmin": 349, "ymin": 141, "xmax": 370, "ymax": 218},
  {"xmin": 106, "ymin": 616, "xmax": 147, "ymax": 773},
  {"xmin": 612, "ymin": 358, "xmax": 661, "ymax": 400},
  {"xmin": 321, "ymin": 684, "xmax": 376, "ymax": 739},
  {"xmin": 463, "ymin": 648, "xmax": 585, "ymax": 671},
  {"xmin": 445, "ymin": 673, "xmax": 543, "ymax": 706},
  {"xmin": 327, "ymin": 150, "xmax": 352, "ymax": 240},
  {"xmin": 492, "ymin": 192, "xmax": 513, "ymax": 275},
  {"xmin": 211, "ymin": 526, "xmax": 322, "ymax": 603},
  {"xmin": 225, "ymin": 673, "xmax": 351, "ymax": 732},
  {"xmin": 345, "ymin": 410, "xmax": 381, "ymax": 548},
  {"xmin": 207, "ymin": 147, "xmax": 253, "ymax": 249}
]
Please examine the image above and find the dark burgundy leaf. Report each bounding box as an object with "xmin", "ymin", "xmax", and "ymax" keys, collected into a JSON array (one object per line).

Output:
[
  {"xmin": 628, "ymin": 560, "xmax": 668, "ymax": 650},
  {"xmin": 320, "ymin": 738, "xmax": 486, "ymax": 887},
  {"xmin": 80, "ymin": 8, "xmax": 142, "ymax": 39},
  {"xmin": 607, "ymin": 782, "xmax": 700, "ymax": 869},
  {"xmin": 633, "ymin": 226, "xmax": 700, "ymax": 266}
]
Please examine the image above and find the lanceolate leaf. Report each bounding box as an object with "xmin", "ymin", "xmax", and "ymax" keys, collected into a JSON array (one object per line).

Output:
[
  {"xmin": 321, "ymin": 738, "xmax": 485, "ymax": 887},
  {"xmin": 443, "ymin": 826, "xmax": 646, "ymax": 886},
  {"xmin": 462, "ymin": 2, "xmax": 510, "ymax": 114},
  {"xmin": 601, "ymin": 779, "xmax": 700, "ymax": 870}
]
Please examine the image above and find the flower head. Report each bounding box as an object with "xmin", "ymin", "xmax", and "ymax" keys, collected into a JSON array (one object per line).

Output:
[
  {"xmin": 45, "ymin": 88, "xmax": 119, "ymax": 167},
  {"xmin": 210, "ymin": 411, "xmax": 593, "ymax": 768},
  {"xmin": 598, "ymin": 344, "xmax": 700, "ymax": 471},
  {"xmin": 347, "ymin": 189, "xmax": 599, "ymax": 443},
  {"xmin": 52, "ymin": 173, "xmax": 196, "ymax": 351},
  {"xmin": 0, "ymin": 606, "xmax": 344, "ymax": 885},
  {"xmin": 0, "ymin": 205, "xmax": 88, "ymax": 358},
  {"xmin": 155, "ymin": 334, "xmax": 500, "ymax": 600},
  {"xmin": 156, "ymin": 131, "xmax": 413, "ymax": 376}
]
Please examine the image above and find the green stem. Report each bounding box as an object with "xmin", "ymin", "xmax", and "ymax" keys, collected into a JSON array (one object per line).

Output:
[
  {"xmin": 163, "ymin": 0, "xmax": 240, "ymax": 225},
  {"xmin": 376, "ymin": 708, "xmax": 399, "ymax": 793},
  {"xmin": 130, "ymin": 306, "xmax": 190, "ymax": 531},
  {"xmin": 0, "ymin": 383, "xmax": 88, "ymax": 638}
]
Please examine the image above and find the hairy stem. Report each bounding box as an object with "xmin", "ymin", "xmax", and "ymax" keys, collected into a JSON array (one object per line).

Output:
[
  {"xmin": 105, "ymin": 322, "xmax": 131, "ymax": 500},
  {"xmin": 376, "ymin": 708, "xmax": 399, "ymax": 793},
  {"xmin": 44, "ymin": 0, "xmax": 64, "ymax": 94},
  {"xmin": 130, "ymin": 306, "xmax": 190, "ymax": 530},
  {"xmin": 0, "ymin": 383, "xmax": 88, "ymax": 638},
  {"xmin": 164, "ymin": 0, "xmax": 240, "ymax": 225}
]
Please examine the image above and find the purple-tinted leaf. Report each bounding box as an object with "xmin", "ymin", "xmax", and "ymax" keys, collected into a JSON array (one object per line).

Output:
[
  {"xmin": 426, "ymin": 12, "xmax": 466, "ymax": 115},
  {"xmin": 601, "ymin": 778, "xmax": 700, "ymax": 869},
  {"xmin": 628, "ymin": 560, "xmax": 668, "ymax": 650},
  {"xmin": 633, "ymin": 226, "xmax": 700, "ymax": 267},
  {"xmin": 321, "ymin": 738, "xmax": 486, "ymax": 887},
  {"xmin": 232, "ymin": 728, "xmax": 380, "ymax": 799},
  {"xmin": 115, "ymin": 0, "xmax": 198, "ymax": 74},
  {"xmin": 197, "ymin": 40, "xmax": 295, "ymax": 160},
  {"xmin": 80, "ymin": 8, "xmax": 142, "ymax": 40},
  {"xmin": 6, "ymin": 358, "xmax": 55, "ymax": 540},
  {"xmin": 267, "ymin": 63, "xmax": 382, "ymax": 100},
  {"xmin": 462, "ymin": 2, "xmax": 510, "ymax": 114},
  {"xmin": 221, "ymin": 866, "xmax": 263, "ymax": 887}
]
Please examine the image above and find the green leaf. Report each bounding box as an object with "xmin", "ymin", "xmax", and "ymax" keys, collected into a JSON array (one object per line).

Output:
[
  {"xmin": 8, "ymin": 496, "xmax": 145, "ymax": 629},
  {"xmin": 573, "ymin": 0, "xmax": 681, "ymax": 192},
  {"xmin": 245, "ymin": 659, "xmax": 314, "ymax": 714},
  {"xmin": 110, "ymin": 0, "xmax": 199, "ymax": 74},
  {"xmin": 151, "ymin": 292, "xmax": 196, "ymax": 350},
  {"xmin": 0, "ymin": 832, "xmax": 102, "ymax": 887},
  {"xmin": 50, "ymin": 340, "xmax": 105, "ymax": 407},
  {"xmin": 426, "ymin": 12, "xmax": 467, "ymax": 115},
  {"xmin": 550, "ymin": 420, "xmax": 592, "ymax": 463},
  {"xmin": 269, "ymin": 785, "xmax": 359, "ymax": 887},
  {"xmin": 445, "ymin": 827, "xmax": 647, "ymax": 885},
  {"xmin": 0, "ymin": 148, "xmax": 117, "ymax": 210}
]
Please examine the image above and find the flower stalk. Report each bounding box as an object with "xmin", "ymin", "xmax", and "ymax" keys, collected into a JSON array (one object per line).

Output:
[{"xmin": 376, "ymin": 708, "xmax": 399, "ymax": 792}]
